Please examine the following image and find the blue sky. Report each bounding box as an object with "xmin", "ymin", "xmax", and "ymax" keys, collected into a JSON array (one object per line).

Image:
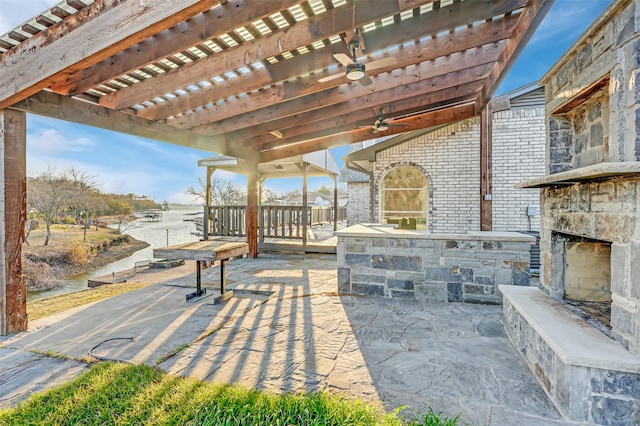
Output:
[{"xmin": 0, "ymin": 0, "xmax": 612, "ymax": 204}]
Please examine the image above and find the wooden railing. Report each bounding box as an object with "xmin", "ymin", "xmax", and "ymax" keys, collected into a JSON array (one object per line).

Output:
[
  {"xmin": 205, "ymin": 205, "xmax": 248, "ymax": 237},
  {"xmin": 203, "ymin": 205, "xmax": 346, "ymax": 241}
]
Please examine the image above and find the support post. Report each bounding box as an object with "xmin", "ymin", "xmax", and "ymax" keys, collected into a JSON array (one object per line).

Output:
[
  {"xmin": 302, "ymin": 162, "xmax": 309, "ymax": 248},
  {"xmin": 480, "ymin": 103, "xmax": 493, "ymax": 231},
  {"xmin": 0, "ymin": 109, "xmax": 27, "ymax": 335},
  {"xmin": 203, "ymin": 166, "xmax": 213, "ymax": 240},
  {"xmin": 332, "ymin": 175, "xmax": 338, "ymax": 232},
  {"xmin": 247, "ymin": 166, "xmax": 259, "ymax": 258},
  {"xmin": 258, "ymin": 176, "xmax": 265, "ymax": 243}
]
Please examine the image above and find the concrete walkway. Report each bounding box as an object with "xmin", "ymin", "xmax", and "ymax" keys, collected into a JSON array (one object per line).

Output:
[{"xmin": 1, "ymin": 254, "xmax": 568, "ymax": 425}]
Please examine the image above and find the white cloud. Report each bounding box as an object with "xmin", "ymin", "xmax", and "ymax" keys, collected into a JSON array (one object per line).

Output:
[{"xmin": 28, "ymin": 128, "xmax": 94, "ymax": 154}]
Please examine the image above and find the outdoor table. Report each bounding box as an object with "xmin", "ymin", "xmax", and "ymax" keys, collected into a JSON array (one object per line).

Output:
[{"xmin": 153, "ymin": 239, "xmax": 249, "ymax": 302}]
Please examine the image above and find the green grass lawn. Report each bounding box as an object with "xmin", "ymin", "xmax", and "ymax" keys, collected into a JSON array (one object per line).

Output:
[{"xmin": 0, "ymin": 363, "xmax": 460, "ymax": 425}]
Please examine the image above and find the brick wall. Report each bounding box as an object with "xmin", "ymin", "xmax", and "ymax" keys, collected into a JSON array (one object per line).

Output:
[
  {"xmin": 368, "ymin": 108, "xmax": 545, "ymax": 233},
  {"xmin": 373, "ymin": 118, "xmax": 481, "ymax": 233},
  {"xmin": 492, "ymin": 107, "xmax": 546, "ymax": 231},
  {"xmin": 346, "ymin": 182, "xmax": 370, "ymax": 226}
]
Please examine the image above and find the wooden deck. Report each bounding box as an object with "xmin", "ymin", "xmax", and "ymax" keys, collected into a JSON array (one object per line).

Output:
[{"xmin": 260, "ymin": 221, "xmax": 345, "ymax": 253}]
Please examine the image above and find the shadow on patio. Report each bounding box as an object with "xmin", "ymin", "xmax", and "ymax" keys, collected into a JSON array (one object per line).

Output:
[{"xmin": 4, "ymin": 254, "xmax": 566, "ymax": 424}]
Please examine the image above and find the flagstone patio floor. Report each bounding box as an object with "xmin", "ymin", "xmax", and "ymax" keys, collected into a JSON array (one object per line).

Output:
[{"xmin": 1, "ymin": 254, "xmax": 569, "ymax": 425}]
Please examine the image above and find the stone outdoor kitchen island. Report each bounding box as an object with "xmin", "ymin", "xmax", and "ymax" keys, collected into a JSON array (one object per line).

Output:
[{"xmin": 336, "ymin": 224, "xmax": 534, "ymax": 303}]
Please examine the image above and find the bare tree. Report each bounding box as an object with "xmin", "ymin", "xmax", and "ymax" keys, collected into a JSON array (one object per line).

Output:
[
  {"xmin": 27, "ymin": 167, "xmax": 72, "ymax": 246},
  {"xmin": 107, "ymin": 199, "xmax": 133, "ymax": 234},
  {"xmin": 185, "ymin": 176, "xmax": 246, "ymax": 205},
  {"xmin": 66, "ymin": 168, "xmax": 98, "ymax": 241}
]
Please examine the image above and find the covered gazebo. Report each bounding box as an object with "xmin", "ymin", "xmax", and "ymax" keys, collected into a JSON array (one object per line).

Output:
[
  {"xmin": 0, "ymin": 0, "xmax": 552, "ymax": 334},
  {"xmin": 198, "ymin": 149, "xmax": 341, "ymax": 250}
]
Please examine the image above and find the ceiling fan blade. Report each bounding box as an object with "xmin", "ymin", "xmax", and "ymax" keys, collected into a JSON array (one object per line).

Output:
[
  {"xmin": 333, "ymin": 53, "xmax": 354, "ymax": 67},
  {"xmin": 358, "ymin": 74, "xmax": 373, "ymax": 86},
  {"xmin": 389, "ymin": 123, "xmax": 408, "ymax": 128},
  {"xmin": 366, "ymin": 56, "xmax": 397, "ymax": 71},
  {"xmin": 318, "ymin": 72, "xmax": 345, "ymax": 83}
]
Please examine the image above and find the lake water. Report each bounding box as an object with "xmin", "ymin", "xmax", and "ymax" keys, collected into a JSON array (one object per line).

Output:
[{"xmin": 27, "ymin": 205, "xmax": 203, "ymax": 302}]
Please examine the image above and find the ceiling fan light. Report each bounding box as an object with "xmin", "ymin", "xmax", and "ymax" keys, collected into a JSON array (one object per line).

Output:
[
  {"xmin": 378, "ymin": 121, "xmax": 389, "ymax": 131},
  {"xmin": 346, "ymin": 63, "xmax": 365, "ymax": 80}
]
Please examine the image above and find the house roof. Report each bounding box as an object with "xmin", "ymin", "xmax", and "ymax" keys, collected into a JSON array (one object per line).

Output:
[{"xmin": 2, "ymin": 0, "xmax": 553, "ymax": 164}]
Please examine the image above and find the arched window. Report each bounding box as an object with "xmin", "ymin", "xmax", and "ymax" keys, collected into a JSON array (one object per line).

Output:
[{"xmin": 380, "ymin": 166, "xmax": 428, "ymax": 230}]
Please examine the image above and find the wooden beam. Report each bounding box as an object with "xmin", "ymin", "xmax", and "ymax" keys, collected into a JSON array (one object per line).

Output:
[
  {"xmin": 480, "ymin": 103, "xmax": 493, "ymax": 231},
  {"xmin": 253, "ymin": 91, "xmax": 482, "ymax": 152},
  {"xmin": 238, "ymin": 45, "xmax": 500, "ymax": 145},
  {"xmin": 260, "ymin": 103, "xmax": 477, "ymax": 162},
  {"xmin": 145, "ymin": 16, "xmax": 514, "ymax": 122},
  {"xmin": 0, "ymin": 0, "xmax": 218, "ymax": 109},
  {"xmin": 362, "ymin": 0, "xmax": 527, "ymax": 53},
  {"xmin": 49, "ymin": 0, "xmax": 302, "ymax": 96},
  {"xmin": 100, "ymin": 0, "xmax": 435, "ymax": 110},
  {"xmin": 475, "ymin": 0, "xmax": 554, "ymax": 112},
  {"xmin": 190, "ymin": 61, "xmax": 494, "ymax": 137},
  {"xmin": 0, "ymin": 109, "xmax": 28, "ymax": 335},
  {"xmin": 9, "ymin": 91, "xmax": 257, "ymax": 160}
]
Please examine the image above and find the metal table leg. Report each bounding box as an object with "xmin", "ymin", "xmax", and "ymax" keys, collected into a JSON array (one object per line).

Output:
[
  {"xmin": 220, "ymin": 258, "xmax": 226, "ymax": 294},
  {"xmin": 186, "ymin": 260, "xmax": 207, "ymax": 301}
]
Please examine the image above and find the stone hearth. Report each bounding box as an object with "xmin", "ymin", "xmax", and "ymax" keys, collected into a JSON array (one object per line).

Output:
[{"xmin": 511, "ymin": 0, "xmax": 640, "ymax": 423}]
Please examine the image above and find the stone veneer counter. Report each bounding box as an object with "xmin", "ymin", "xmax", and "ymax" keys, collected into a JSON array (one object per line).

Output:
[{"xmin": 336, "ymin": 224, "xmax": 535, "ymax": 303}]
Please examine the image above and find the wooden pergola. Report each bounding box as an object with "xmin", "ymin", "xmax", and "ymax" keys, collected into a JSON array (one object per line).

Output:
[{"xmin": 0, "ymin": 0, "xmax": 552, "ymax": 334}]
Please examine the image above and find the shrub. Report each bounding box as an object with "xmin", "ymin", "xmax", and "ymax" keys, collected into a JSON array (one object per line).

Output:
[
  {"xmin": 63, "ymin": 240, "xmax": 94, "ymax": 266},
  {"xmin": 22, "ymin": 259, "xmax": 64, "ymax": 291}
]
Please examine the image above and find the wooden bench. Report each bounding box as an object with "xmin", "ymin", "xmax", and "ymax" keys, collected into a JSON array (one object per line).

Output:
[{"xmin": 153, "ymin": 240, "xmax": 249, "ymax": 303}]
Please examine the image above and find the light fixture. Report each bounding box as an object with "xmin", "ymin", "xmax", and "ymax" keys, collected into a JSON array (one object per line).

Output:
[
  {"xmin": 377, "ymin": 121, "xmax": 389, "ymax": 131},
  {"xmin": 345, "ymin": 63, "xmax": 365, "ymax": 80},
  {"xmin": 275, "ymin": 164, "xmax": 284, "ymax": 170}
]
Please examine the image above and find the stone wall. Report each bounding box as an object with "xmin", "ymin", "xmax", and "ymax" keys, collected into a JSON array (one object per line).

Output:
[
  {"xmin": 540, "ymin": 176, "xmax": 640, "ymax": 355},
  {"xmin": 548, "ymin": 90, "xmax": 610, "ymax": 174},
  {"xmin": 336, "ymin": 226, "xmax": 534, "ymax": 303},
  {"xmin": 502, "ymin": 286, "xmax": 640, "ymax": 424},
  {"xmin": 543, "ymin": 0, "xmax": 640, "ymax": 164}
]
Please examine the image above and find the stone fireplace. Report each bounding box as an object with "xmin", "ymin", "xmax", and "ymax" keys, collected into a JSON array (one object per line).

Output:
[
  {"xmin": 551, "ymin": 232, "xmax": 613, "ymax": 329},
  {"xmin": 502, "ymin": 0, "xmax": 640, "ymax": 423}
]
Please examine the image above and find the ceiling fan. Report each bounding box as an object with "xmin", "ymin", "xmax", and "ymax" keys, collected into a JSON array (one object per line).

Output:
[
  {"xmin": 318, "ymin": 40, "xmax": 396, "ymax": 86},
  {"xmin": 361, "ymin": 109, "xmax": 408, "ymax": 133}
]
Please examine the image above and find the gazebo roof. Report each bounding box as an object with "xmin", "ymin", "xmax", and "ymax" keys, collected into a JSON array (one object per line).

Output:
[
  {"xmin": 198, "ymin": 149, "xmax": 340, "ymax": 178},
  {"xmin": 2, "ymin": 0, "xmax": 552, "ymax": 163}
]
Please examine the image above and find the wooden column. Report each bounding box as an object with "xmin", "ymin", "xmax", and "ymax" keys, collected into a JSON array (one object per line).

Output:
[
  {"xmin": 302, "ymin": 162, "xmax": 308, "ymax": 248},
  {"xmin": 332, "ymin": 175, "xmax": 338, "ymax": 232},
  {"xmin": 480, "ymin": 104, "xmax": 493, "ymax": 231},
  {"xmin": 246, "ymin": 166, "xmax": 259, "ymax": 258},
  {"xmin": 0, "ymin": 109, "xmax": 27, "ymax": 335},
  {"xmin": 203, "ymin": 166, "xmax": 213, "ymax": 240}
]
